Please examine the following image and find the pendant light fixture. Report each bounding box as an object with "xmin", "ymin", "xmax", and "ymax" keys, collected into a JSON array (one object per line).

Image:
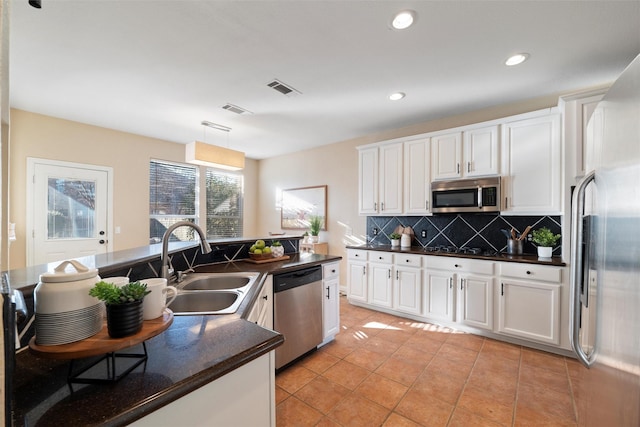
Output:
[{"xmin": 185, "ymin": 121, "xmax": 245, "ymax": 171}]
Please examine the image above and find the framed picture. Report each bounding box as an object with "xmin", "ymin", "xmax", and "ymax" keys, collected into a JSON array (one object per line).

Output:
[{"xmin": 281, "ymin": 185, "xmax": 327, "ymax": 230}]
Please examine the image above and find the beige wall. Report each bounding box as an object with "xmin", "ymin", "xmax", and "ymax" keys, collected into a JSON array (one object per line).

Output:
[{"xmin": 9, "ymin": 109, "xmax": 259, "ymax": 269}]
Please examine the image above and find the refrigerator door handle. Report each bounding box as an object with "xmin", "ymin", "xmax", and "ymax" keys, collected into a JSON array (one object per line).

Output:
[{"xmin": 570, "ymin": 171, "xmax": 596, "ymax": 368}]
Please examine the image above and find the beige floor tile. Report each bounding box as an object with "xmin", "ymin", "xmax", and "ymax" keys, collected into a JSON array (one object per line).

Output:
[
  {"xmin": 481, "ymin": 338, "xmax": 522, "ymax": 361},
  {"xmin": 375, "ymin": 353, "xmax": 427, "ymax": 386},
  {"xmin": 276, "ymin": 395, "xmax": 323, "ymax": 427},
  {"xmin": 275, "ymin": 385, "xmax": 290, "ymax": 405},
  {"xmin": 519, "ymin": 363, "xmax": 572, "ymax": 395},
  {"xmin": 521, "ymin": 347, "xmax": 567, "ymax": 374},
  {"xmin": 515, "ymin": 381, "xmax": 577, "ymax": 424},
  {"xmin": 395, "ymin": 388, "xmax": 454, "ymax": 426},
  {"xmin": 322, "ymin": 360, "xmax": 370, "ymax": 390},
  {"xmin": 413, "ymin": 368, "xmax": 466, "ymax": 405},
  {"xmin": 449, "ymin": 407, "xmax": 509, "ymax": 427},
  {"xmin": 328, "ymin": 393, "xmax": 390, "ymax": 427},
  {"xmin": 457, "ymin": 384, "xmax": 515, "ymax": 425},
  {"xmin": 354, "ymin": 373, "xmax": 408, "ymax": 410},
  {"xmin": 275, "ymin": 364, "xmax": 317, "ymax": 394},
  {"xmin": 300, "ymin": 348, "xmax": 341, "ymax": 374},
  {"xmin": 445, "ymin": 330, "xmax": 485, "ymax": 351},
  {"xmin": 295, "ymin": 375, "xmax": 350, "ymax": 414},
  {"xmin": 382, "ymin": 412, "xmax": 422, "ymax": 427},
  {"xmin": 344, "ymin": 346, "xmax": 390, "ymax": 371}
]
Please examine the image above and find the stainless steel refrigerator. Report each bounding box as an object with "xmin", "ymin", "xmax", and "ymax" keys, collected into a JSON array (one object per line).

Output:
[{"xmin": 570, "ymin": 53, "xmax": 640, "ymax": 426}]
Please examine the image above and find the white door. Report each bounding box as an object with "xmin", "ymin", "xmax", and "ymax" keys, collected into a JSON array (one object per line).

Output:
[{"xmin": 27, "ymin": 158, "xmax": 112, "ymax": 266}]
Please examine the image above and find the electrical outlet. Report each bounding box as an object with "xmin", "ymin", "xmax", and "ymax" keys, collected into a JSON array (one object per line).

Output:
[
  {"xmin": 373, "ymin": 227, "xmax": 378, "ymax": 236},
  {"xmin": 421, "ymin": 230, "xmax": 427, "ymax": 238}
]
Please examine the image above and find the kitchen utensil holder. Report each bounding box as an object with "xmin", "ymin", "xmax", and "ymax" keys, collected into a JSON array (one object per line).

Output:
[{"xmin": 506, "ymin": 239, "xmax": 523, "ymax": 255}]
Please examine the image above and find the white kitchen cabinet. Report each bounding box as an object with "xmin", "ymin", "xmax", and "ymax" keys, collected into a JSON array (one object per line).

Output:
[
  {"xmin": 393, "ymin": 254, "xmax": 423, "ymax": 316},
  {"xmin": 463, "ymin": 125, "xmax": 500, "ymax": 177},
  {"xmin": 497, "ymin": 263, "xmax": 561, "ymax": 345},
  {"xmin": 368, "ymin": 251, "xmax": 394, "ymax": 308},
  {"xmin": 458, "ymin": 273, "xmax": 493, "ymax": 331},
  {"xmin": 424, "ymin": 269, "xmax": 455, "ymax": 322},
  {"xmin": 247, "ymin": 275, "xmax": 274, "ymax": 329},
  {"xmin": 431, "ymin": 132, "xmax": 462, "ymax": 180},
  {"xmin": 432, "ymin": 127, "xmax": 499, "ymax": 180},
  {"xmin": 322, "ymin": 262, "xmax": 340, "ymax": 343},
  {"xmin": 347, "ymin": 249, "xmax": 368, "ymax": 303},
  {"xmin": 501, "ymin": 112, "xmax": 562, "ymax": 214},
  {"xmin": 404, "ymin": 138, "xmax": 431, "ymax": 214},
  {"xmin": 358, "ymin": 143, "xmax": 403, "ymax": 215}
]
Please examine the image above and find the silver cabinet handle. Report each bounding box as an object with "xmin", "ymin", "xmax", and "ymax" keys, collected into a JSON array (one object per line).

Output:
[
  {"xmin": 460, "ymin": 278, "xmax": 464, "ymax": 290},
  {"xmin": 457, "ymin": 163, "xmax": 460, "ymax": 174},
  {"xmin": 362, "ymin": 266, "xmax": 366, "ymax": 276},
  {"xmin": 326, "ymin": 286, "xmax": 330, "ymax": 299},
  {"xmin": 396, "ymin": 270, "xmax": 399, "ymax": 280},
  {"xmin": 381, "ymin": 202, "xmax": 385, "ymax": 211},
  {"xmin": 467, "ymin": 161, "xmax": 471, "ymax": 173},
  {"xmin": 374, "ymin": 202, "xmax": 377, "ymax": 211},
  {"xmin": 570, "ymin": 171, "xmax": 596, "ymax": 368},
  {"xmin": 449, "ymin": 277, "xmax": 453, "ymax": 289}
]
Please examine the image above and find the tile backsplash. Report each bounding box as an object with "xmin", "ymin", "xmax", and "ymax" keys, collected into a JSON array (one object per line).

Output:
[{"xmin": 367, "ymin": 214, "xmax": 562, "ymax": 256}]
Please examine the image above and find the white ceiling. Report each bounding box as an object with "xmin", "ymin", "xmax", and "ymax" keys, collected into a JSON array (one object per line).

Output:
[{"xmin": 9, "ymin": 1, "xmax": 640, "ymax": 160}]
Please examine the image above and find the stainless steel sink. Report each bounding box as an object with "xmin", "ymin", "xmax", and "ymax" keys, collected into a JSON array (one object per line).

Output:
[
  {"xmin": 180, "ymin": 272, "xmax": 258, "ymax": 291},
  {"xmin": 169, "ymin": 272, "xmax": 260, "ymax": 315},
  {"xmin": 169, "ymin": 291, "xmax": 240, "ymax": 314}
]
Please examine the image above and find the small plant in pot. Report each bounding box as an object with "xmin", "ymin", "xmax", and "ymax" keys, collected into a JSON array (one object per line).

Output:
[
  {"xmin": 309, "ymin": 216, "xmax": 323, "ymax": 243},
  {"xmin": 531, "ymin": 227, "xmax": 561, "ymax": 258},
  {"xmin": 389, "ymin": 233, "xmax": 401, "ymax": 247},
  {"xmin": 89, "ymin": 281, "xmax": 150, "ymax": 338},
  {"xmin": 270, "ymin": 240, "xmax": 285, "ymax": 258}
]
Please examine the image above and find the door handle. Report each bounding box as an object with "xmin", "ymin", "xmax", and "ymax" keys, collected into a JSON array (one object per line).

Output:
[
  {"xmin": 326, "ymin": 286, "xmax": 330, "ymax": 299},
  {"xmin": 570, "ymin": 171, "xmax": 596, "ymax": 368},
  {"xmin": 99, "ymin": 239, "xmax": 107, "ymax": 244}
]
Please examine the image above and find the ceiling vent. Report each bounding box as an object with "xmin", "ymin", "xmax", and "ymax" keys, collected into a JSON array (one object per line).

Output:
[
  {"xmin": 222, "ymin": 103, "xmax": 252, "ymax": 115},
  {"xmin": 267, "ymin": 79, "xmax": 301, "ymax": 97}
]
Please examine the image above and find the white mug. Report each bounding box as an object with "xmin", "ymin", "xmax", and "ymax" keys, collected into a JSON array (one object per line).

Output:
[
  {"xmin": 102, "ymin": 276, "xmax": 129, "ymax": 287},
  {"xmin": 141, "ymin": 278, "xmax": 178, "ymax": 320}
]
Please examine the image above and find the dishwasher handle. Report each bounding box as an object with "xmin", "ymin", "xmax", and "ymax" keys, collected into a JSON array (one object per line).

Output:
[{"xmin": 273, "ymin": 266, "xmax": 323, "ymax": 292}]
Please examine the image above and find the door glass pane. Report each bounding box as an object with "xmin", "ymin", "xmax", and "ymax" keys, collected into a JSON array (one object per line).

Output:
[{"xmin": 47, "ymin": 178, "xmax": 96, "ymax": 239}]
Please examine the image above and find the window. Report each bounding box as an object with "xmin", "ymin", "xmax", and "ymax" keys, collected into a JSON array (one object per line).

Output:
[
  {"xmin": 205, "ymin": 168, "xmax": 243, "ymax": 238},
  {"xmin": 149, "ymin": 160, "xmax": 198, "ymax": 243}
]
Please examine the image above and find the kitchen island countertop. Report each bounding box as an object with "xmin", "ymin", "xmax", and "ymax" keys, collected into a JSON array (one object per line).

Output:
[{"xmin": 12, "ymin": 252, "xmax": 341, "ymax": 426}]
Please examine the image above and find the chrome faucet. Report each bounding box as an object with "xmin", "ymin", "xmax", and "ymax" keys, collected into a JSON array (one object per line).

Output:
[{"xmin": 161, "ymin": 221, "xmax": 212, "ymax": 280}]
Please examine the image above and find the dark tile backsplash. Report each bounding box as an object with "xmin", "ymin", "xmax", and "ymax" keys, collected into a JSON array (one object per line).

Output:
[{"xmin": 367, "ymin": 214, "xmax": 562, "ymax": 256}]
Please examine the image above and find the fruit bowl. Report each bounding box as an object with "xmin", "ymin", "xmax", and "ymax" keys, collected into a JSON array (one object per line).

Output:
[{"xmin": 249, "ymin": 252, "xmax": 273, "ymax": 261}]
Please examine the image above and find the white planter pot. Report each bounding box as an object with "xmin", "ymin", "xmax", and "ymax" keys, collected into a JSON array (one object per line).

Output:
[
  {"xmin": 391, "ymin": 239, "xmax": 400, "ymax": 248},
  {"xmin": 537, "ymin": 246, "xmax": 553, "ymax": 258},
  {"xmin": 309, "ymin": 235, "xmax": 319, "ymax": 243}
]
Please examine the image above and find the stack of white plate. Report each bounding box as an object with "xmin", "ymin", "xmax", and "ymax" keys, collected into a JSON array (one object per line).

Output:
[
  {"xmin": 34, "ymin": 260, "xmax": 104, "ymax": 346},
  {"xmin": 35, "ymin": 303, "xmax": 104, "ymax": 345}
]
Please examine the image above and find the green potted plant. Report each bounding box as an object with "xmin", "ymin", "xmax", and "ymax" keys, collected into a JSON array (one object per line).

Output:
[
  {"xmin": 531, "ymin": 227, "xmax": 561, "ymax": 258},
  {"xmin": 389, "ymin": 233, "xmax": 401, "ymax": 247},
  {"xmin": 89, "ymin": 281, "xmax": 150, "ymax": 338},
  {"xmin": 309, "ymin": 216, "xmax": 323, "ymax": 243}
]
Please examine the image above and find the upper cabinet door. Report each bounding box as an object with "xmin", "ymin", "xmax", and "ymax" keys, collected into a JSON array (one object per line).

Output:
[
  {"xmin": 404, "ymin": 138, "xmax": 430, "ymax": 214},
  {"xmin": 463, "ymin": 125, "xmax": 499, "ymax": 177},
  {"xmin": 501, "ymin": 113, "xmax": 562, "ymax": 214},
  {"xmin": 379, "ymin": 143, "xmax": 403, "ymax": 214},
  {"xmin": 431, "ymin": 132, "xmax": 462, "ymax": 180},
  {"xmin": 358, "ymin": 147, "xmax": 379, "ymax": 214}
]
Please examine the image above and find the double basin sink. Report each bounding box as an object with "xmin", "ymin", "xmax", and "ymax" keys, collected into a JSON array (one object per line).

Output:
[{"xmin": 168, "ymin": 271, "xmax": 260, "ymax": 315}]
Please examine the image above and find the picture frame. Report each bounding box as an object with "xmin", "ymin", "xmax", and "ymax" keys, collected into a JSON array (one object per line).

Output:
[{"xmin": 281, "ymin": 185, "xmax": 327, "ymax": 230}]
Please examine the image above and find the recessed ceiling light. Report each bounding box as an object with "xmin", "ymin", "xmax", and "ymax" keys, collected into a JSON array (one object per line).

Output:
[
  {"xmin": 391, "ymin": 10, "xmax": 417, "ymax": 30},
  {"xmin": 505, "ymin": 53, "xmax": 530, "ymax": 66},
  {"xmin": 389, "ymin": 92, "xmax": 406, "ymax": 101}
]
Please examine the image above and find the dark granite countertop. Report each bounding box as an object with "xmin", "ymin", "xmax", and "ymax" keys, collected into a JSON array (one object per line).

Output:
[
  {"xmin": 346, "ymin": 244, "xmax": 566, "ymax": 267},
  {"xmin": 12, "ymin": 252, "xmax": 341, "ymax": 426}
]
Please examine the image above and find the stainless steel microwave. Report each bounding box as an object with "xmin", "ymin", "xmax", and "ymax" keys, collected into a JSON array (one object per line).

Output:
[{"xmin": 431, "ymin": 177, "xmax": 501, "ymax": 213}]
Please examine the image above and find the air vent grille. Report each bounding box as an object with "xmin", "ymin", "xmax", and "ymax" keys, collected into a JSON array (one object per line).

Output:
[
  {"xmin": 222, "ymin": 103, "xmax": 252, "ymax": 115},
  {"xmin": 267, "ymin": 79, "xmax": 301, "ymax": 97}
]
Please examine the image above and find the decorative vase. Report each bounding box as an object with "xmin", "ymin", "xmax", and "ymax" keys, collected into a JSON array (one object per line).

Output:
[
  {"xmin": 391, "ymin": 239, "xmax": 400, "ymax": 248},
  {"xmin": 106, "ymin": 300, "xmax": 144, "ymax": 338},
  {"xmin": 310, "ymin": 235, "xmax": 319, "ymax": 243},
  {"xmin": 271, "ymin": 245, "xmax": 285, "ymax": 258},
  {"xmin": 537, "ymin": 246, "xmax": 553, "ymax": 258},
  {"xmin": 400, "ymin": 233, "xmax": 411, "ymax": 248}
]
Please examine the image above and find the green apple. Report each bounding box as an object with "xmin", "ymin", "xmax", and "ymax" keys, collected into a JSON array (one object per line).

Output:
[
  {"xmin": 253, "ymin": 248, "xmax": 262, "ymax": 255},
  {"xmin": 255, "ymin": 239, "xmax": 266, "ymax": 249},
  {"xmin": 249, "ymin": 245, "xmax": 257, "ymax": 253},
  {"xmin": 263, "ymin": 247, "xmax": 272, "ymax": 254}
]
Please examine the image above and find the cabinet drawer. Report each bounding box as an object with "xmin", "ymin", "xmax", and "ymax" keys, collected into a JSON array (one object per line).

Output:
[
  {"xmin": 395, "ymin": 253, "xmax": 423, "ymax": 268},
  {"xmin": 369, "ymin": 251, "xmax": 393, "ymax": 264},
  {"xmin": 426, "ymin": 256, "xmax": 494, "ymax": 275},
  {"xmin": 500, "ymin": 263, "xmax": 562, "ymax": 283},
  {"xmin": 348, "ymin": 249, "xmax": 369, "ymax": 261},
  {"xmin": 323, "ymin": 262, "xmax": 339, "ymax": 280}
]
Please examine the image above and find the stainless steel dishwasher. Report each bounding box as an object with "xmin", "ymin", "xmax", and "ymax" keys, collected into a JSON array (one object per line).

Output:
[{"xmin": 274, "ymin": 266, "xmax": 323, "ymax": 370}]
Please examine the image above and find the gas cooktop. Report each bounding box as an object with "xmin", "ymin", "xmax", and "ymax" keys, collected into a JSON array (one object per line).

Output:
[{"xmin": 424, "ymin": 245, "xmax": 500, "ymax": 257}]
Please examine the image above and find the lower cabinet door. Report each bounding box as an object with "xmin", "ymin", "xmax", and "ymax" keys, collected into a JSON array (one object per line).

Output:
[
  {"xmin": 497, "ymin": 279, "xmax": 560, "ymax": 345},
  {"xmin": 424, "ymin": 270, "xmax": 455, "ymax": 322},
  {"xmin": 394, "ymin": 267, "xmax": 422, "ymax": 315},
  {"xmin": 348, "ymin": 261, "xmax": 368, "ymax": 303},
  {"xmin": 369, "ymin": 263, "xmax": 393, "ymax": 308},
  {"xmin": 323, "ymin": 279, "xmax": 339, "ymax": 340},
  {"xmin": 459, "ymin": 275, "xmax": 493, "ymax": 331}
]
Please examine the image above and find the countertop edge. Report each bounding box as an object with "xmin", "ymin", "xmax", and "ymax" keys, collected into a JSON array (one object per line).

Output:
[{"xmin": 346, "ymin": 245, "xmax": 566, "ymax": 266}]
